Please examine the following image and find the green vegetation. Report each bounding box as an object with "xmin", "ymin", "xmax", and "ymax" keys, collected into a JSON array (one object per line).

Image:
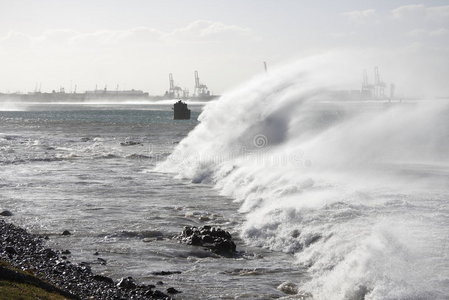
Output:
[
  {"xmin": 0, "ymin": 281, "xmax": 68, "ymax": 300},
  {"xmin": 0, "ymin": 260, "xmax": 70, "ymax": 300}
]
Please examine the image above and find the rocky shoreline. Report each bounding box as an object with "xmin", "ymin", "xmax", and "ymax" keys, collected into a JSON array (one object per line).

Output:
[{"xmin": 0, "ymin": 219, "xmax": 175, "ymax": 300}]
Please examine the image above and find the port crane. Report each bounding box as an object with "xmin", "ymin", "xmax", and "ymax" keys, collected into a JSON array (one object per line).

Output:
[
  {"xmin": 193, "ymin": 71, "xmax": 211, "ymax": 98},
  {"xmin": 166, "ymin": 73, "xmax": 188, "ymax": 99},
  {"xmin": 361, "ymin": 67, "xmax": 388, "ymax": 99}
]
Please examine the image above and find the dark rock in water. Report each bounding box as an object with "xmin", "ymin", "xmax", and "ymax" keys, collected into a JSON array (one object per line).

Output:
[
  {"xmin": 153, "ymin": 290, "xmax": 168, "ymax": 298},
  {"xmin": 117, "ymin": 277, "xmax": 137, "ymax": 289},
  {"xmin": 61, "ymin": 250, "xmax": 71, "ymax": 255},
  {"xmin": 120, "ymin": 141, "xmax": 143, "ymax": 146},
  {"xmin": 166, "ymin": 287, "xmax": 181, "ymax": 294},
  {"xmin": 156, "ymin": 281, "xmax": 164, "ymax": 285},
  {"xmin": 97, "ymin": 257, "xmax": 107, "ymax": 265},
  {"xmin": 93, "ymin": 274, "xmax": 114, "ymax": 285},
  {"xmin": 0, "ymin": 210, "xmax": 13, "ymax": 217},
  {"xmin": 178, "ymin": 226, "xmax": 237, "ymax": 256},
  {"xmin": 61, "ymin": 230, "xmax": 71, "ymax": 236},
  {"xmin": 93, "ymin": 251, "xmax": 99, "ymax": 256},
  {"xmin": 152, "ymin": 271, "xmax": 182, "ymax": 276},
  {"xmin": 42, "ymin": 248, "xmax": 57, "ymax": 258}
]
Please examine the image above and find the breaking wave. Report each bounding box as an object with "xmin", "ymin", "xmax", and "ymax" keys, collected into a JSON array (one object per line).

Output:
[{"xmin": 157, "ymin": 54, "xmax": 449, "ymax": 299}]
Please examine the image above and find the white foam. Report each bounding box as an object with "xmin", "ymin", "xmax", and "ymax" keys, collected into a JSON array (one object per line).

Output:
[{"xmin": 157, "ymin": 53, "xmax": 449, "ymax": 299}]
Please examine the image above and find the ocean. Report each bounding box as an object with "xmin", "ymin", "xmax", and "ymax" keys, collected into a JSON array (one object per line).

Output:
[{"xmin": 1, "ymin": 62, "xmax": 449, "ymax": 300}]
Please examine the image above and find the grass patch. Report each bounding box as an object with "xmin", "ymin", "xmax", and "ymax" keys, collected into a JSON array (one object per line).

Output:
[
  {"xmin": 0, "ymin": 260, "xmax": 73, "ymax": 300},
  {"xmin": 0, "ymin": 280, "xmax": 69, "ymax": 300}
]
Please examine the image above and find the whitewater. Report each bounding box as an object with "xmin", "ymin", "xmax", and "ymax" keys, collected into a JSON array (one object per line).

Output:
[{"xmin": 157, "ymin": 56, "xmax": 449, "ymax": 299}]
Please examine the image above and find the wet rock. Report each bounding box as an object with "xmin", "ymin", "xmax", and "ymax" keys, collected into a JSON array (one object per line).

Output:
[
  {"xmin": 198, "ymin": 215, "xmax": 210, "ymax": 222},
  {"xmin": 0, "ymin": 210, "xmax": 13, "ymax": 217},
  {"xmin": 0, "ymin": 220, "xmax": 173, "ymax": 300},
  {"xmin": 166, "ymin": 287, "xmax": 181, "ymax": 294},
  {"xmin": 61, "ymin": 230, "xmax": 71, "ymax": 236},
  {"xmin": 291, "ymin": 229, "xmax": 300, "ymax": 238},
  {"xmin": 93, "ymin": 251, "xmax": 99, "ymax": 256},
  {"xmin": 178, "ymin": 226, "xmax": 237, "ymax": 256},
  {"xmin": 5, "ymin": 246, "xmax": 17, "ymax": 255},
  {"xmin": 152, "ymin": 290, "xmax": 168, "ymax": 298},
  {"xmin": 61, "ymin": 250, "xmax": 71, "ymax": 255},
  {"xmin": 42, "ymin": 248, "xmax": 57, "ymax": 258},
  {"xmin": 277, "ymin": 281, "xmax": 299, "ymax": 295},
  {"xmin": 156, "ymin": 281, "xmax": 164, "ymax": 285},
  {"xmin": 93, "ymin": 275, "xmax": 114, "ymax": 285},
  {"xmin": 117, "ymin": 277, "xmax": 137, "ymax": 289},
  {"xmin": 151, "ymin": 271, "xmax": 182, "ymax": 276},
  {"xmin": 120, "ymin": 141, "xmax": 143, "ymax": 146},
  {"xmin": 97, "ymin": 257, "xmax": 107, "ymax": 265}
]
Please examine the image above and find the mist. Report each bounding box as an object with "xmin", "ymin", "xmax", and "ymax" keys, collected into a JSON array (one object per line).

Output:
[{"xmin": 157, "ymin": 53, "xmax": 449, "ymax": 299}]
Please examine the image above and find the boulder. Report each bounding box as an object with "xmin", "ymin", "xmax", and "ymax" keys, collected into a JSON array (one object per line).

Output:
[
  {"xmin": 116, "ymin": 277, "xmax": 136, "ymax": 289},
  {"xmin": 178, "ymin": 226, "xmax": 237, "ymax": 256},
  {"xmin": 277, "ymin": 281, "xmax": 299, "ymax": 295},
  {"xmin": 0, "ymin": 210, "xmax": 13, "ymax": 217},
  {"xmin": 166, "ymin": 287, "xmax": 181, "ymax": 294}
]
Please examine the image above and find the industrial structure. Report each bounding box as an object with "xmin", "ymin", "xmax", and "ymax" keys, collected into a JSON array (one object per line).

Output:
[
  {"xmin": 361, "ymin": 66, "xmax": 393, "ymax": 99},
  {"xmin": 164, "ymin": 73, "xmax": 189, "ymax": 99},
  {"xmin": 0, "ymin": 67, "xmax": 396, "ymax": 103},
  {"xmin": 193, "ymin": 70, "xmax": 211, "ymax": 98},
  {"xmin": 162, "ymin": 71, "xmax": 217, "ymax": 101}
]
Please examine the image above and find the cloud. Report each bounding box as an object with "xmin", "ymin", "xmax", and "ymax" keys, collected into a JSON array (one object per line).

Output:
[
  {"xmin": 0, "ymin": 31, "xmax": 31, "ymax": 48},
  {"xmin": 407, "ymin": 28, "xmax": 449, "ymax": 38},
  {"xmin": 0, "ymin": 20, "xmax": 253, "ymax": 50},
  {"xmin": 391, "ymin": 4, "xmax": 449, "ymax": 23},
  {"xmin": 391, "ymin": 4, "xmax": 425, "ymax": 19},
  {"xmin": 167, "ymin": 20, "xmax": 253, "ymax": 42},
  {"xmin": 342, "ymin": 9, "xmax": 377, "ymax": 23}
]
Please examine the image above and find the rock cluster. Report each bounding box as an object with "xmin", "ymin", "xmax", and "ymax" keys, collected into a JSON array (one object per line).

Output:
[
  {"xmin": 0, "ymin": 220, "xmax": 176, "ymax": 300},
  {"xmin": 120, "ymin": 141, "xmax": 143, "ymax": 146},
  {"xmin": 178, "ymin": 226, "xmax": 237, "ymax": 257}
]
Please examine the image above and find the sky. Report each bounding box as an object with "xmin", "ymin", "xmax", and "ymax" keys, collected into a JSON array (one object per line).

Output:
[{"xmin": 0, "ymin": 0, "xmax": 448, "ymax": 96}]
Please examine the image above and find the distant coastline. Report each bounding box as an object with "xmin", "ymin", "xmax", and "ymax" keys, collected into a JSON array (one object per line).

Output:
[{"xmin": 0, "ymin": 89, "xmax": 219, "ymax": 102}]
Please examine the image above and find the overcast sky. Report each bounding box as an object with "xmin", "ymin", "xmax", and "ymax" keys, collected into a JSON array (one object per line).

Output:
[{"xmin": 0, "ymin": 0, "xmax": 448, "ymax": 96}]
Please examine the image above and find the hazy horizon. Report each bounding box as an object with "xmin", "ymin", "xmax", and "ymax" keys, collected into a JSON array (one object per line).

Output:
[{"xmin": 0, "ymin": 0, "xmax": 448, "ymax": 97}]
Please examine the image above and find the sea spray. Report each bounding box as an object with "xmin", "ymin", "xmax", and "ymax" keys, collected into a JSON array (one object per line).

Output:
[{"xmin": 156, "ymin": 54, "xmax": 449, "ymax": 299}]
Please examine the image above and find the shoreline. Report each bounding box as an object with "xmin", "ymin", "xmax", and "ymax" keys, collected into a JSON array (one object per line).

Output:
[{"xmin": 0, "ymin": 219, "xmax": 176, "ymax": 300}]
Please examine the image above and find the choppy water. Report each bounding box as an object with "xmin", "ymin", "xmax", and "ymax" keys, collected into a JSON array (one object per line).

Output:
[
  {"xmin": 0, "ymin": 103, "xmax": 300, "ymax": 300},
  {"xmin": 2, "ymin": 57, "xmax": 449, "ymax": 300}
]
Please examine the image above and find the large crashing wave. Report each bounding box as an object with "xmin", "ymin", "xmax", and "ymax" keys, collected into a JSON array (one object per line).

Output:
[{"xmin": 156, "ymin": 55, "xmax": 449, "ymax": 300}]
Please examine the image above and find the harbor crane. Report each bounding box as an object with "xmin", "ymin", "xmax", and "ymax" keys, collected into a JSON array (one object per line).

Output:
[
  {"xmin": 193, "ymin": 71, "xmax": 211, "ymax": 98},
  {"xmin": 361, "ymin": 67, "xmax": 389, "ymax": 99},
  {"xmin": 166, "ymin": 73, "xmax": 187, "ymax": 99}
]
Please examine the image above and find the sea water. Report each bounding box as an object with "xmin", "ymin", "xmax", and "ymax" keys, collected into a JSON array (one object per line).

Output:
[
  {"xmin": 0, "ymin": 103, "xmax": 300, "ymax": 299},
  {"xmin": 1, "ymin": 57, "xmax": 449, "ymax": 300}
]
